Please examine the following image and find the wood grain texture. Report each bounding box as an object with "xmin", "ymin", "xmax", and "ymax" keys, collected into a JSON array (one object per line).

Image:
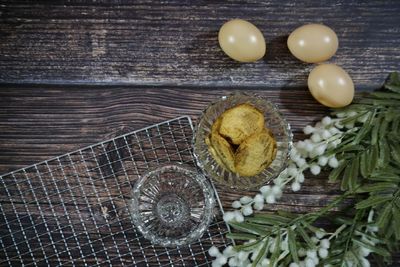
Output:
[
  {"xmin": 0, "ymin": 85, "xmax": 399, "ymax": 265},
  {"xmin": 0, "ymin": 0, "xmax": 399, "ymax": 88}
]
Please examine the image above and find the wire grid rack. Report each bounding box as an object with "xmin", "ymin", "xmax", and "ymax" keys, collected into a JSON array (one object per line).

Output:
[{"xmin": 0, "ymin": 116, "xmax": 231, "ymax": 266}]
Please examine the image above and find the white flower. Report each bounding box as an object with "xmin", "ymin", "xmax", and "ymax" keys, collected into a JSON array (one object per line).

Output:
[
  {"xmin": 304, "ymin": 141, "xmax": 315, "ymax": 152},
  {"xmin": 271, "ymin": 185, "xmax": 282, "ymax": 198},
  {"xmin": 232, "ymin": 200, "xmax": 242, "ymax": 209},
  {"xmin": 328, "ymin": 157, "xmax": 339, "ymax": 168},
  {"xmin": 336, "ymin": 112, "xmax": 345, "ymax": 118},
  {"xmin": 311, "ymin": 133, "xmax": 322, "ymax": 143},
  {"xmin": 254, "ymin": 194, "xmax": 264, "ymax": 204},
  {"xmin": 313, "ymin": 144, "xmax": 327, "ymax": 156},
  {"xmin": 238, "ymin": 250, "xmax": 249, "ymax": 260},
  {"xmin": 345, "ymin": 122, "xmax": 354, "ymax": 129},
  {"xmin": 223, "ymin": 246, "xmax": 235, "ymax": 257},
  {"xmin": 315, "ymin": 229, "xmax": 326, "ymax": 239},
  {"xmin": 318, "ymin": 248, "xmax": 328, "ymax": 259},
  {"xmin": 310, "ymin": 164, "xmax": 321, "ymax": 175},
  {"xmin": 209, "ymin": 246, "xmax": 221, "ymax": 257},
  {"xmin": 311, "ymin": 236, "xmax": 319, "ymax": 244},
  {"xmin": 321, "ymin": 129, "xmax": 331, "ymax": 139},
  {"xmin": 289, "ymin": 263, "xmax": 300, "ymax": 267},
  {"xmin": 253, "ymin": 201, "xmax": 264, "ymax": 211},
  {"xmin": 303, "ymin": 125, "xmax": 315, "ymax": 135},
  {"xmin": 211, "ymin": 261, "xmax": 222, "ymax": 267},
  {"xmin": 273, "ymin": 177, "xmax": 284, "ymax": 186},
  {"xmin": 234, "ymin": 211, "xmax": 244, "ymax": 222},
  {"xmin": 322, "ymin": 116, "xmax": 332, "ymax": 126},
  {"xmin": 360, "ymin": 258, "xmax": 370, "ymax": 267},
  {"xmin": 296, "ymin": 158, "xmax": 307, "ymax": 168},
  {"xmin": 318, "ymin": 156, "xmax": 328, "ymax": 166},
  {"xmin": 260, "ymin": 258, "xmax": 270, "ymax": 266},
  {"xmin": 266, "ymin": 195, "xmax": 276, "ymax": 204},
  {"xmin": 223, "ymin": 211, "xmax": 235, "ymax": 222},
  {"xmin": 305, "ymin": 257, "xmax": 316, "ymax": 267},
  {"xmin": 242, "ymin": 205, "xmax": 253, "ymax": 216},
  {"xmin": 228, "ymin": 257, "xmax": 238, "ymax": 267},
  {"xmin": 240, "ymin": 196, "xmax": 253, "ymax": 205},
  {"xmin": 306, "ymin": 250, "xmax": 317, "ymax": 259},
  {"xmin": 329, "ymin": 127, "xmax": 340, "ymax": 135},
  {"xmin": 298, "ymin": 248, "xmax": 306, "ymax": 257},
  {"xmin": 296, "ymin": 173, "xmax": 305, "ymax": 183},
  {"xmin": 260, "ymin": 185, "xmax": 271, "ymax": 195},
  {"xmin": 320, "ymin": 239, "xmax": 330, "ymax": 249},
  {"xmin": 291, "ymin": 181, "xmax": 301, "ymax": 192},
  {"xmin": 216, "ymin": 255, "xmax": 227, "ymax": 265}
]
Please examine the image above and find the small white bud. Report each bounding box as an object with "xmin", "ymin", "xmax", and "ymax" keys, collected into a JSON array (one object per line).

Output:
[
  {"xmin": 322, "ymin": 116, "xmax": 332, "ymax": 126},
  {"xmin": 306, "ymin": 250, "xmax": 317, "ymax": 259},
  {"xmin": 228, "ymin": 257, "xmax": 238, "ymax": 267},
  {"xmin": 336, "ymin": 112, "xmax": 345, "ymax": 118},
  {"xmin": 305, "ymin": 257, "xmax": 316, "ymax": 267},
  {"xmin": 291, "ymin": 181, "xmax": 301, "ymax": 192},
  {"xmin": 310, "ymin": 164, "xmax": 321, "ymax": 175},
  {"xmin": 273, "ymin": 177, "xmax": 284, "ymax": 186},
  {"xmin": 234, "ymin": 211, "xmax": 244, "ymax": 223},
  {"xmin": 320, "ymin": 239, "xmax": 330, "ymax": 249},
  {"xmin": 329, "ymin": 127, "xmax": 340, "ymax": 135},
  {"xmin": 237, "ymin": 250, "xmax": 249, "ymax": 260},
  {"xmin": 321, "ymin": 129, "xmax": 331, "ymax": 139},
  {"xmin": 289, "ymin": 263, "xmax": 300, "ymax": 267},
  {"xmin": 315, "ymin": 229, "xmax": 326, "ymax": 239},
  {"xmin": 305, "ymin": 142, "xmax": 315, "ymax": 153},
  {"xmin": 261, "ymin": 258, "xmax": 270, "ymax": 266},
  {"xmin": 315, "ymin": 122, "xmax": 323, "ymax": 128},
  {"xmin": 209, "ymin": 246, "xmax": 220, "ymax": 257},
  {"xmin": 359, "ymin": 247, "xmax": 371, "ymax": 257},
  {"xmin": 271, "ymin": 185, "xmax": 282, "ymax": 198},
  {"xmin": 312, "ymin": 257, "xmax": 319, "ymax": 265},
  {"xmin": 216, "ymin": 255, "xmax": 227, "ymax": 265},
  {"xmin": 288, "ymin": 166, "xmax": 298, "ymax": 177},
  {"xmin": 223, "ymin": 246, "xmax": 235, "ymax": 256},
  {"xmin": 335, "ymin": 121, "xmax": 344, "ymax": 129},
  {"xmin": 296, "ymin": 173, "xmax": 305, "ymax": 183},
  {"xmin": 296, "ymin": 140, "xmax": 306, "ymax": 150},
  {"xmin": 318, "ymin": 248, "xmax": 328, "ymax": 259},
  {"xmin": 296, "ymin": 158, "xmax": 307, "ymax": 168},
  {"xmin": 254, "ymin": 194, "xmax": 264, "ymax": 204},
  {"xmin": 311, "ymin": 133, "xmax": 322, "ymax": 143},
  {"xmin": 223, "ymin": 212, "xmax": 235, "ymax": 222},
  {"xmin": 211, "ymin": 261, "xmax": 221, "ymax": 267},
  {"xmin": 298, "ymin": 248, "xmax": 307, "ymax": 257},
  {"xmin": 303, "ymin": 125, "xmax": 315, "ymax": 135},
  {"xmin": 313, "ymin": 144, "xmax": 327, "ymax": 156},
  {"xmin": 345, "ymin": 122, "xmax": 354, "ymax": 129},
  {"xmin": 240, "ymin": 196, "xmax": 253, "ymax": 205},
  {"xmin": 266, "ymin": 195, "xmax": 276, "ymax": 204},
  {"xmin": 232, "ymin": 200, "xmax": 241, "ymax": 209},
  {"xmin": 311, "ymin": 236, "xmax": 319, "ymax": 244},
  {"xmin": 242, "ymin": 205, "xmax": 253, "ymax": 216},
  {"xmin": 318, "ymin": 156, "xmax": 328, "ymax": 166},
  {"xmin": 328, "ymin": 157, "xmax": 339, "ymax": 168},
  {"xmin": 253, "ymin": 201, "xmax": 264, "ymax": 211},
  {"xmin": 260, "ymin": 185, "xmax": 271, "ymax": 195}
]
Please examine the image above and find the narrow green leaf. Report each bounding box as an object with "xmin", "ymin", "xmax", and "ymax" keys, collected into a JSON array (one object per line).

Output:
[
  {"xmin": 252, "ymin": 237, "xmax": 269, "ymax": 267},
  {"xmin": 360, "ymin": 152, "xmax": 368, "ymax": 178},
  {"xmin": 376, "ymin": 204, "xmax": 392, "ymax": 230},
  {"xmin": 354, "ymin": 111, "xmax": 374, "ymax": 144},
  {"xmin": 234, "ymin": 239, "xmax": 261, "ymax": 252},
  {"xmin": 370, "ymin": 115, "xmax": 382, "ymax": 145},
  {"xmin": 356, "ymin": 182, "xmax": 398, "ymax": 193},
  {"xmin": 378, "ymin": 139, "xmax": 390, "ymax": 168},
  {"xmin": 226, "ymin": 232, "xmax": 258, "ymax": 241},
  {"xmin": 287, "ymin": 228, "xmax": 299, "ymax": 263},
  {"xmin": 355, "ymin": 195, "xmax": 393, "ymax": 209},
  {"xmin": 370, "ymin": 91, "xmax": 400, "ymax": 99},
  {"xmin": 352, "ymin": 239, "xmax": 391, "ymax": 257},
  {"xmin": 340, "ymin": 163, "xmax": 352, "ymax": 191},
  {"xmin": 228, "ymin": 222, "xmax": 269, "ymax": 236},
  {"xmin": 392, "ymin": 205, "xmax": 400, "ymax": 240},
  {"xmin": 389, "ymin": 141, "xmax": 400, "ymax": 164},
  {"xmin": 329, "ymin": 160, "xmax": 346, "ymax": 182},
  {"xmin": 270, "ymin": 229, "xmax": 282, "ymax": 266},
  {"xmin": 385, "ymin": 84, "xmax": 400, "ymax": 94},
  {"xmin": 248, "ymin": 214, "xmax": 291, "ymax": 225},
  {"xmin": 368, "ymin": 144, "xmax": 379, "ymax": 173}
]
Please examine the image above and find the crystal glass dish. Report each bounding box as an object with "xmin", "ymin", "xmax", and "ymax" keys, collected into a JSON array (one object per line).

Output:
[
  {"xmin": 193, "ymin": 92, "xmax": 292, "ymax": 191},
  {"xmin": 129, "ymin": 164, "xmax": 215, "ymax": 247}
]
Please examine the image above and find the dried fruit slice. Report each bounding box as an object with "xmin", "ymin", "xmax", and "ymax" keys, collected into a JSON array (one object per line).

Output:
[
  {"xmin": 208, "ymin": 132, "xmax": 236, "ymax": 172},
  {"xmin": 235, "ymin": 130, "xmax": 277, "ymax": 177},
  {"xmin": 219, "ymin": 103, "xmax": 265, "ymax": 145}
]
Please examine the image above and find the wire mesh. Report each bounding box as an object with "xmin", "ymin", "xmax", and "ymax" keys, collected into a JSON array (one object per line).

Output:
[{"xmin": 0, "ymin": 116, "xmax": 231, "ymax": 266}]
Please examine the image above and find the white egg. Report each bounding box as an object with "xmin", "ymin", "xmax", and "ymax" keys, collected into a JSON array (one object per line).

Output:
[
  {"xmin": 308, "ymin": 64, "xmax": 354, "ymax": 108},
  {"xmin": 218, "ymin": 19, "xmax": 266, "ymax": 62},
  {"xmin": 288, "ymin": 24, "xmax": 338, "ymax": 63}
]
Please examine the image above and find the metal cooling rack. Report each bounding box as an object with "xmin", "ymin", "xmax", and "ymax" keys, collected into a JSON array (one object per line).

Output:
[{"xmin": 0, "ymin": 116, "xmax": 231, "ymax": 266}]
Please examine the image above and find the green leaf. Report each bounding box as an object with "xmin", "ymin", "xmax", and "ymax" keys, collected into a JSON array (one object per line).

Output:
[
  {"xmin": 370, "ymin": 91, "xmax": 400, "ymax": 99},
  {"xmin": 355, "ymin": 195, "xmax": 393, "ymax": 209},
  {"xmin": 354, "ymin": 111, "xmax": 375, "ymax": 144},
  {"xmin": 370, "ymin": 115, "xmax": 382, "ymax": 145},
  {"xmin": 356, "ymin": 182, "xmax": 398, "ymax": 193},
  {"xmin": 252, "ymin": 237, "xmax": 269, "ymax": 267},
  {"xmin": 376, "ymin": 203, "xmax": 392, "ymax": 230},
  {"xmin": 360, "ymin": 152, "xmax": 368, "ymax": 178},
  {"xmin": 226, "ymin": 232, "xmax": 258, "ymax": 241},
  {"xmin": 247, "ymin": 214, "xmax": 291, "ymax": 225},
  {"xmin": 352, "ymin": 239, "xmax": 391, "ymax": 257},
  {"xmin": 228, "ymin": 222, "xmax": 269, "ymax": 236},
  {"xmin": 234, "ymin": 239, "xmax": 262, "ymax": 252},
  {"xmin": 329, "ymin": 160, "xmax": 346, "ymax": 182},
  {"xmin": 384, "ymin": 72, "xmax": 400, "ymax": 93},
  {"xmin": 341, "ymin": 157, "xmax": 359, "ymax": 191},
  {"xmin": 287, "ymin": 228, "xmax": 299, "ymax": 263},
  {"xmin": 378, "ymin": 139, "xmax": 390, "ymax": 168},
  {"xmin": 392, "ymin": 205, "xmax": 400, "ymax": 240},
  {"xmin": 389, "ymin": 141, "xmax": 400, "ymax": 164},
  {"xmin": 270, "ymin": 229, "xmax": 282, "ymax": 266},
  {"xmin": 367, "ymin": 144, "xmax": 379, "ymax": 173}
]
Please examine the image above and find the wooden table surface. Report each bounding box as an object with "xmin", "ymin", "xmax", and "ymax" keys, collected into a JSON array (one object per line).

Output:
[{"xmin": 0, "ymin": 1, "xmax": 399, "ymax": 266}]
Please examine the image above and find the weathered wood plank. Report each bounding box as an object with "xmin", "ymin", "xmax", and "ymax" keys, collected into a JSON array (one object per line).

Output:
[{"xmin": 0, "ymin": 1, "xmax": 399, "ymax": 88}]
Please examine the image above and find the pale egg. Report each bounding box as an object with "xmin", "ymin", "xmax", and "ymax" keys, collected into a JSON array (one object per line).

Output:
[
  {"xmin": 288, "ymin": 24, "xmax": 338, "ymax": 63},
  {"xmin": 308, "ymin": 64, "xmax": 354, "ymax": 108},
  {"xmin": 218, "ymin": 19, "xmax": 266, "ymax": 62}
]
